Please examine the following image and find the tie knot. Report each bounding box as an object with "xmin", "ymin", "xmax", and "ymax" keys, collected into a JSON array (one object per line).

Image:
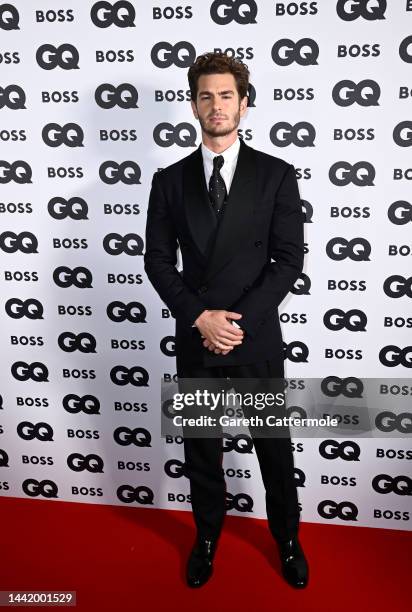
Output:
[{"xmin": 213, "ymin": 155, "xmax": 224, "ymax": 171}]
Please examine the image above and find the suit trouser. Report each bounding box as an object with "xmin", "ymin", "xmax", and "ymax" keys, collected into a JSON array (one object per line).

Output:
[{"xmin": 176, "ymin": 357, "xmax": 300, "ymax": 543}]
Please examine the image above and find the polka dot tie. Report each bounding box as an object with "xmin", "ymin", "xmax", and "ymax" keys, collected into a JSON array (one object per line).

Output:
[{"xmin": 208, "ymin": 155, "xmax": 227, "ymax": 216}]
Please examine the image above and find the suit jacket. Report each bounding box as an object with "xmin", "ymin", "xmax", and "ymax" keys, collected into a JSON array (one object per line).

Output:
[{"xmin": 144, "ymin": 138, "xmax": 305, "ymax": 368}]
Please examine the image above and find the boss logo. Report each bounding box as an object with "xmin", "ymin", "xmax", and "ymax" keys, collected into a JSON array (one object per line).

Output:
[
  {"xmin": 223, "ymin": 433, "xmax": 253, "ymax": 453},
  {"xmin": 153, "ymin": 122, "xmax": 197, "ymax": 147},
  {"xmin": 332, "ymin": 79, "xmax": 380, "ymax": 107},
  {"xmin": 0, "ymin": 3, "xmax": 19, "ymax": 30},
  {"xmin": 95, "ymin": 83, "xmax": 138, "ymax": 108},
  {"xmin": 0, "ymin": 84, "xmax": 26, "ymax": 109},
  {"xmin": 5, "ymin": 298, "xmax": 43, "ymax": 319},
  {"xmin": 35, "ymin": 9, "xmax": 74, "ymax": 23},
  {"xmin": 321, "ymin": 376, "xmax": 363, "ymax": 398},
  {"xmin": 160, "ymin": 336, "xmax": 175, "ymax": 357},
  {"xmin": 372, "ymin": 474, "xmax": 412, "ymax": 496},
  {"xmin": 99, "ymin": 161, "xmax": 141, "ymax": 184},
  {"xmin": 323, "ymin": 308, "xmax": 367, "ymax": 332},
  {"xmin": 53, "ymin": 266, "xmax": 93, "ymax": 288},
  {"xmin": 11, "ymin": 361, "xmax": 49, "ymax": 382},
  {"xmin": 375, "ymin": 411, "xmax": 412, "ymax": 434},
  {"xmin": 103, "ymin": 233, "xmax": 144, "ymax": 255},
  {"xmin": 283, "ymin": 341, "xmax": 309, "ymax": 363},
  {"xmin": 329, "ymin": 161, "xmax": 375, "ymax": 186},
  {"xmin": 379, "ymin": 346, "xmax": 412, "ymax": 368},
  {"xmin": 0, "ymin": 161, "xmax": 32, "ymax": 184},
  {"xmin": 319, "ymin": 440, "xmax": 361, "ymax": 461},
  {"xmin": 63, "ymin": 394, "xmax": 100, "ymax": 414},
  {"xmin": 210, "ymin": 0, "xmax": 257, "ymax": 25},
  {"xmin": 36, "ymin": 44, "xmax": 79, "ymax": 70},
  {"xmin": 90, "ymin": 1, "xmax": 135, "ymax": 28},
  {"xmin": 23, "ymin": 479, "xmax": 58, "ymax": 498},
  {"xmin": 107, "ymin": 301, "xmax": 147, "ymax": 323},
  {"xmin": 225, "ymin": 492, "xmax": 253, "ymax": 512},
  {"xmin": 58, "ymin": 332, "xmax": 97, "ymax": 353},
  {"xmin": 318, "ymin": 500, "xmax": 358, "ymax": 521},
  {"xmin": 151, "ymin": 41, "xmax": 196, "ymax": 68},
  {"xmin": 271, "ymin": 38, "xmax": 319, "ymax": 66},
  {"xmin": 117, "ymin": 485, "xmax": 154, "ymax": 504},
  {"xmin": 67, "ymin": 453, "xmax": 104, "ymax": 473},
  {"xmin": 48, "ymin": 196, "xmax": 88, "ymax": 220},
  {"xmin": 393, "ymin": 121, "xmax": 412, "ymax": 147},
  {"xmin": 336, "ymin": 0, "xmax": 386, "ymax": 21},
  {"xmin": 17, "ymin": 421, "xmax": 53, "ymax": 441},
  {"xmin": 326, "ymin": 237, "xmax": 371, "ymax": 261},
  {"xmin": 42, "ymin": 123, "xmax": 84, "ymax": 148},
  {"xmin": 110, "ymin": 365, "xmax": 149, "ymax": 386},
  {"xmin": 269, "ymin": 121, "xmax": 315, "ymax": 147},
  {"xmin": 153, "ymin": 5, "xmax": 192, "ymax": 19}
]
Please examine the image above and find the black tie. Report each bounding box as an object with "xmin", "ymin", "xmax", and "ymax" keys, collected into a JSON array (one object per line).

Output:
[{"xmin": 208, "ymin": 155, "xmax": 227, "ymax": 216}]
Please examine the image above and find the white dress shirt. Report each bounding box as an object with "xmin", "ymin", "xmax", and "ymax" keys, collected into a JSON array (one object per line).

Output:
[{"xmin": 191, "ymin": 137, "xmax": 242, "ymax": 331}]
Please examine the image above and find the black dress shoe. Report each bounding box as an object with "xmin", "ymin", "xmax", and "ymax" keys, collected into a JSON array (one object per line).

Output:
[
  {"xmin": 186, "ymin": 536, "xmax": 218, "ymax": 588},
  {"xmin": 277, "ymin": 536, "xmax": 309, "ymax": 588}
]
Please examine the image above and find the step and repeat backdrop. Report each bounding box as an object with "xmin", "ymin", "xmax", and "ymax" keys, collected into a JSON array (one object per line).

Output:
[{"xmin": 0, "ymin": 0, "xmax": 411, "ymax": 531}]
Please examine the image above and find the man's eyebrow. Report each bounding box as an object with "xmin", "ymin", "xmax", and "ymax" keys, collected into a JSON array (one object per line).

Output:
[{"xmin": 198, "ymin": 89, "xmax": 235, "ymax": 95}]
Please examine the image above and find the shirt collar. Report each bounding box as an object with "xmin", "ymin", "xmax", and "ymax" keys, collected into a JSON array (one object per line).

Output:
[{"xmin": 201, "ymin": 137, "xmax": 241, "ymax": 168}]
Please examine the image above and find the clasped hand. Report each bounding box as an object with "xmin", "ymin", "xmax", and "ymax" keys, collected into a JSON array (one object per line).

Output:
[{"xmin": 194, "ymin": 309, "xmax": 244, "ymax": 355}]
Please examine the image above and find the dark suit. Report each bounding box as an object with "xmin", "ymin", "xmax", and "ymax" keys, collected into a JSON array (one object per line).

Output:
[{"xmin": 144, "ymin": 138, "xmax": 305, "ymax": 541}]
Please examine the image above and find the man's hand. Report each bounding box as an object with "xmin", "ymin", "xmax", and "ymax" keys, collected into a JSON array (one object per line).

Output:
[{"xmin": 194, "ymin": 310, "xmax": 244, "ymax": 353}]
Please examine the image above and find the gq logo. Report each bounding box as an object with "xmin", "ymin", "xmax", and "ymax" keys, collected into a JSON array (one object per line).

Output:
[
  {"xmin": 42, "ymin": 123, "xmax": 84, "ymax": 148},
  {"xmin": 271, "ymin": 38, "xmax": 319, "ymax": 66},
  {"xmin": 63, "ymin": 394, "xmax": 100, "ymax": 415},
  {"xmin": 0, "ymin": 231, "xmax": 38, "ymax": 254},
  {"xmin": 48, "ymin": 197, "xmax": 88, "ymax": 220},
  {"xmin": 58, "ymin": 332, "xmax": 97, "ymax": 353},
  {"xmin": 23, "ymin": 479, "xmax": 58, "ymax": 499},
  {"xmin": 153, "ymin": 122, "xmax": 197, "ymax": 147},
  {"xmin": 67, "ymin": 453, "xmax": 104, "ymax": 473},
  {"xmin": 379, "ymin": 346, "xmax": 412, "ymax": 368},
  {"xmin": 160, "ymin": 336, "xmax": 175, "ymax": 357},
  {"xmin": 53, "ymin": 266, "xmax": 93, "ymax": 289},
  {"xmin": 332, "ymin": 79, "xmax": 380, "ymax": 106},
  {"xmin": 90, "ymin": 1, "xmax": 135, "ymax": 28},
  {"xmin": 336, "ymin": 0, "xmax": 386, "ymax": 21},
  {"xmin": 95, "ymin": 83, "xmax": 138, "ymax": 108},
  {"xmin": 0, "ymin": 161, "xmax": 32, "ymax": 184},
  {"xmin": 329, "ymin": 161, "xmax": 375, "ymax": 186},
  {"xmin": 291, "ymin": 273, "xmax": 311, "ymax": 296},
  {"xmin": 164, "ymin": 459, "xmax": 185, "ymax": 478},
  {"xmin": 0, "ymin": 85, "xmax": 26, "ymax": 109},
  {"xmin": 393, "ymin": 121, "xmax": 412, "ymax": 147},
  {"xmin": 226, "ymin": 492, "xmax": 253, "ymax": 512},
  {"xmin": 11, "ymin": 361, "xmax": 49, "ymax": 382},
  {"xmin": 387, "ymin": 201, "xmax": 412, "ymax": 226},
  {"xmin": 326, "ymin": 237, "xmax": 371, "ymax": 261},
  {"xmin": 375, "ymin": 412, "xmax": 412, "ymax": 434},
  {"xmin": 319, "ymin": 440, "xmax": 361, "ymax": 461},
  {"xmin": 0, "ymin": 3, "xmax": 19, "ymax": 30},
  {"xmin": 99, "ymin": 161, "xmax": 141, "ymax": 184},
  {"xmin": 110, "ymin": 366, "xmax": 149, "ymax": 386},
  {"xmin": 372, "ymin": 474, "xmax": 411, "ymax": 496},
  {"xmin": 36, "ymin": 44, "xmax": 79, "ymax": 70},
  {"xmin": 323, "ymin": 308, "xmax": 367, "ymax": 332},
  {"xmin": 117, "ymin": 485, "xmax": 154, "ymax": 504},
  {"xmin": 321, "ymin": 376, "xmax": 364, "ymax": 398},
  {"xmin": 283, "ymin": 341, "xmax": 309, "ymax": 363},
  {"xmin": 270, "ymin": 122, "xmax": 315, "ymax": 147},
  {"xmin": 17, "ymin": 421, "xmax": 53, "ymax": 441},
  {"xmin": 223, "ymin": 433, "xmax": 254, "ymax": 454},
  {"xmin": 113, "ymin": 426, "xmax": 151, "ymax": 446},
  {"xmin": 107, "ymin": 301, "xmax": 147, "ymax": 323},
  {"xmin": 151, "ymin": 41, "xmax": 196, "ymax": 68},
  {"xmin": 318, "ymin": 500, "xmax": 358, "ymax": 521},
  {"xmin": 210, "ymin": 0, "xmax": 257, "ymax": 24},
  {"xmin": 5, "ymin": 298, "xmax": 44, "ymax": 320},
  {"xmin": 103, "ymin": 233, "xmax": 144, "ymax": 255},
  {"xmin": 383, "ymin": 275, "xmax": 412, "ymax": 298}
]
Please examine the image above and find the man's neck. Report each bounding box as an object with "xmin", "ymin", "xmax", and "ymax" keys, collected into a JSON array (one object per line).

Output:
[{"xmin": 201, "ymin": 131, "xmax": 238, "ymax": 154}]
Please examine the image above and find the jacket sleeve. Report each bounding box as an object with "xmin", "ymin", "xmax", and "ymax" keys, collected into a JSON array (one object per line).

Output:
[
  {"xmin": 229, "ymin": 163, "xmax": 304, "ymax": 340},
  {"xmin": 144, "ymin": 171, "xmax": 206, "ymax": 328}
]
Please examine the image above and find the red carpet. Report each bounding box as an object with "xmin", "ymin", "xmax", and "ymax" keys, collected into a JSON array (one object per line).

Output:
[{"xmin": 0, "ymin": 497, "xmax": 410, "ymax": 611}]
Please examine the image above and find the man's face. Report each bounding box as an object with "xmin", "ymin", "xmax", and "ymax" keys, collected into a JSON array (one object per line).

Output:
[{"xmin": 191, "ymin": 72, "xmax": 248, "ymax": 138}]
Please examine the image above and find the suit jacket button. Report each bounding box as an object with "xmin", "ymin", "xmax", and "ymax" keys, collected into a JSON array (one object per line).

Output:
[
  {"xmin": 243, "ymin": 285, "xmax": 250, "ymax": 292},
  {"xmin": 255, "ymin": 240, "xmax": 262, "ymax": 247},
  {"xmin": 198, "ymin": 285, "xmax": 208, "ymax": 294}
]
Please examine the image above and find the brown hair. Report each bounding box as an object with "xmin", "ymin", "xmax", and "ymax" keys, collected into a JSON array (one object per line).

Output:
[{"xmin": 188, "ymin": 51, "xmax": 250, "ymax": 102}]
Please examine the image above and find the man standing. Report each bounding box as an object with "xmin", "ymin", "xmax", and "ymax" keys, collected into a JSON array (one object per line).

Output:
[{"xmin": 144, "ymin": 52, "xmax": 308, "ymax": 588}]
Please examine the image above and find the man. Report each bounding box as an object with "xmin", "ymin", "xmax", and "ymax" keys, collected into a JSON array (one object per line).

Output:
[{"xmin": 144, "ymin": 52, "xmax": 308, "ymax": 589}]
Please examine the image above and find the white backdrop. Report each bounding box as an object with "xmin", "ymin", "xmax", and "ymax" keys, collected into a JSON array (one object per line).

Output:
[{"xmin": 0, "ymin": 0, "xmax": 411, "ymax": 531}]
